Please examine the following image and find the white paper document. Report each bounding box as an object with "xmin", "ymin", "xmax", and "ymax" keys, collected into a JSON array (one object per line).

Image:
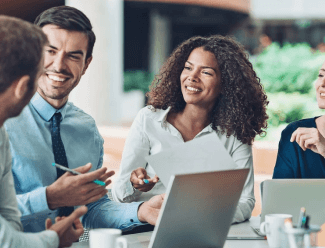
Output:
[{"xmin": 145, "ymin": 132, "xmax": 237, "ymax": 186}]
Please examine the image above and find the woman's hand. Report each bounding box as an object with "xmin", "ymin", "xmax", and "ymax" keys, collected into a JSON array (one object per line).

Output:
[
  {"xmin": 291, "ymin": 127, "xmax": 325, "ymax": 157},
  {"xmin": 130, "ymin": 167, "xmax": 159, "ymax": 192}
]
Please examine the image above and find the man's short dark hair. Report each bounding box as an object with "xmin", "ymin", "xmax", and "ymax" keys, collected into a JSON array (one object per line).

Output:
[
  {"xmin": 0, "ymin": 16, "xmax": 48, "ymax": 94},
  {"xmin": 34, "ymin": 6, "xmax": 96, "ymax": 60}
]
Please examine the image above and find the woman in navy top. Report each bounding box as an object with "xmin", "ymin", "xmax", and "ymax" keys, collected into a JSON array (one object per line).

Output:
[{"xmin": 273, "ymin": 61, "xmax": 325, "ymax": 178}]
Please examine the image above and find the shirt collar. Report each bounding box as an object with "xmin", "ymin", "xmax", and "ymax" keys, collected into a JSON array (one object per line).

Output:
[
  {"xmin": 30, "ymin": 92, "xmax": 68, "ymax": 122},
  {"xmin": 151, "ymin": 106, "xmax": 214, "ymax": 133},
  {"xmin": 154, "ymin": 107, "xmax": 171, "ymax": 123},
  {"xmin": 202, "ymin": 124, "xmax": 213, "ymax": 134}
]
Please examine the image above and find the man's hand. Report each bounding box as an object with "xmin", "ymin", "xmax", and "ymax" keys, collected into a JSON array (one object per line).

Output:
[
  {"xmin": 46, "ymin": 206, "xmax": 87, "ymax": 248},
  {"xmin": 291, "ymin": 127, "xmax": 325, "ymax": 157},
  {"xmin": 46, "ymin": 163, "xmax": 115, "ymax": 209},
  {"xmin": 130, "ymin": 167, "xmax": 159, "ymax": 192},
  {"xmin": 137, "ymin": 194, "xmax": 165, "ymax": 225}
]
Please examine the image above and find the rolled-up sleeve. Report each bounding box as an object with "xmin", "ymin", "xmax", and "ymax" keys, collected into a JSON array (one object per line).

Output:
[{"xmin": 83, "ymin": 195, "xmax": 146, "ymax": 231}]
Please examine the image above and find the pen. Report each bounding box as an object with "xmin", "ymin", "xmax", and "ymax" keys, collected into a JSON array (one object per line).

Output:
[
  {"xmin": 301, "ymin": 216, "xmax": 307, "ymax": 228},
  {"xmin": 143, "ymin": 175, "xmax": 159, "ymax": 184},
  {"xmin": 52, "ymin": 163, "xmax": 106, "ymax": 186},
  {"xmin": 304, "ymin": 216, "xmax": 310, "ymax": 229},
  {"xmin": 297, "ymin": 207, "xmax": 306, "ymax": 228}
]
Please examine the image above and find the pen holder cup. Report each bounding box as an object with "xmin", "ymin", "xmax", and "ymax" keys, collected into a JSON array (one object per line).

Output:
[{"xmin": 280, "ymin": 225, "xmax": 321, "ymax": 248}]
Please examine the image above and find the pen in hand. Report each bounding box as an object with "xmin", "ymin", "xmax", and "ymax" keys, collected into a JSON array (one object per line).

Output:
[{"xmin": 52, "ymin": 163, "xmax": 106, "ymax": 186}]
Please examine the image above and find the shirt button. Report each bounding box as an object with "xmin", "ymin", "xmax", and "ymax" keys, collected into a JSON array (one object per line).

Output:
[{"xmin": 130, "ymin": 219, "xmax": 134, "ymax": 222}]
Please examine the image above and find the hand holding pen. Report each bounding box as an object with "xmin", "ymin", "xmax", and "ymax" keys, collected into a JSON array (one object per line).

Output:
[
  {"xmin": 52, "ymin": 163, "xmax": 106, "ymax": 186},
  {"xmin": 130, "ymin": 167, "xmax": 159, "ymax": 192},
  {"xmin": 46, "ymin": 163, "xmax": 115, "ymax": 210}
]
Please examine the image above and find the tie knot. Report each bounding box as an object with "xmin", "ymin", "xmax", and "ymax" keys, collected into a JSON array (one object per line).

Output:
[{"xmin": 52, "ymin": 112, "xmax": 62, "ymax": 127}]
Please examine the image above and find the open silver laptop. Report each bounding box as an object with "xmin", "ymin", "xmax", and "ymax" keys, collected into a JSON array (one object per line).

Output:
[
  {"xmin": 260, "ymin": 179, "xmax": 325, "ymax": 226},
  {"xmin": 147, "ymin": 169, "xmax": 249, "ymax": 248}
]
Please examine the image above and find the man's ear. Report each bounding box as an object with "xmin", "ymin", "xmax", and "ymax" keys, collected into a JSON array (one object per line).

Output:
[
  {"xmin": 82, "ymin": 56, "xmax": 93, "ymax": 75},
  {"xmin": 14, "ymin": 75, "xmax": 30, "ymax": 100}
]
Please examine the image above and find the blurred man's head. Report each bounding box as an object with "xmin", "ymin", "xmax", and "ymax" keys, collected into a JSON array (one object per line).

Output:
[
  {"xmin": 34, "ymin": 6, "xmax": 95, "ymax": 108},
  {"xmin": 0, "ymin": 15, "xmax": 47, "ymax": 121}
]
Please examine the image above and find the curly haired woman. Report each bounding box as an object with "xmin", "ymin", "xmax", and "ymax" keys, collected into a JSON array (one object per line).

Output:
[{"xmin": 112, "ymin": 35, "xmax": 268, "ymax": 223}]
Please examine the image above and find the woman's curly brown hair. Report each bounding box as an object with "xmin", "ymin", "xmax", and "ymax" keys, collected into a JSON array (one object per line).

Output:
[{"xmin": 147, "ymin": 35, "xmax": 268, "ymax": 145}]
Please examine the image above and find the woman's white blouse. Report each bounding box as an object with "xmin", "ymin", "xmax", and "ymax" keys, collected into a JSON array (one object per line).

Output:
[{"xmin": 111, "ymin": 106, "xmax": 255, "ymax": 223}]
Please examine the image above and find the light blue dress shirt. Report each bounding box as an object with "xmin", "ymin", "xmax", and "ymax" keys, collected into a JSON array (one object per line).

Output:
[{"xmin": 4, "ymin": 92, "xmax": 143, "ymax": 232}]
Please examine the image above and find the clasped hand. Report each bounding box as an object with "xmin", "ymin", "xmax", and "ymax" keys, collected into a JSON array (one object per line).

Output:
[
  {"xmin": 291, "ymin": 127, "xmax": 325, "ymax": 157},
  {"xmin": 46, "ymin": 206, "xmax": 88, "ymax": 248},
  {"xmin": 46, "ymin": 163, "xmax": 115, "ymax": 210}
]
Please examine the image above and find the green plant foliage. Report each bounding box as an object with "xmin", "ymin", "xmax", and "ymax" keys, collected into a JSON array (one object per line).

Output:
[
  {"xmin": 257, "ymin": 91, "xmax": 324, "ymax": 141},
  {"xmin": 252, "ymin": 43, "xmax": 325, "ymax": 94},
  {"xmin": 124, "ymin": 71, "xmax": 154, "ymax": 94},
  {"xmin": 251, "ymin": 43, "xmax": 325, "ymax": 141},
  {"xmin": 266, "ymin": 92, "xmax": 321, "ymax": 127}
]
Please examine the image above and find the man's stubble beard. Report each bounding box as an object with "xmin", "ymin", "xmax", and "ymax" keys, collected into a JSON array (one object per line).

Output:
[{"xmin": 38, "ymin": 78, "xmax": 79, "ymax": 100}]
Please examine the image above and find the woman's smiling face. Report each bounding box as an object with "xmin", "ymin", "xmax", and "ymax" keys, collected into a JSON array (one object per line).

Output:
[{"xmin": 180, "ymin": 47, "xmax": 221, "ymax": 110}]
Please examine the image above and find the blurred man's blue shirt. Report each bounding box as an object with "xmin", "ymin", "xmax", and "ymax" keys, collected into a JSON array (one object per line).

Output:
[{"xmin": 4, "ymin": 92, "xmax": 143, "ymax": 232}]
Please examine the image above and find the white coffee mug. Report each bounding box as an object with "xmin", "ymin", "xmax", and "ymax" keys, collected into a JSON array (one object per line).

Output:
[
  {"xmin": 89, "ymin": 228, "xmax": 128, "ymax": 248},
  {"xmin": 260, "ymin": 214, "xmax": 292, "ymax": 248}
]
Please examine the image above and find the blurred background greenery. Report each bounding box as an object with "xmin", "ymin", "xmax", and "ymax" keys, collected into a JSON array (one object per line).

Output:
[
  {"xmin": 123, "ymin": 43, "xmax": 325, "ymax": 142},
  {"xmin": 252, "ymin": 43, "xmax": 325, "ymax": 141},
  {"xmin": 124, "ymin": 71, "xmax": 154, "ymax": 95}
]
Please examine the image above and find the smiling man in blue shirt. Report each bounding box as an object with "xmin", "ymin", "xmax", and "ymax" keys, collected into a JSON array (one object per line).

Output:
[{"xmin": 4, "ymin": 6, "xmax": 164, "ymax": 233}]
